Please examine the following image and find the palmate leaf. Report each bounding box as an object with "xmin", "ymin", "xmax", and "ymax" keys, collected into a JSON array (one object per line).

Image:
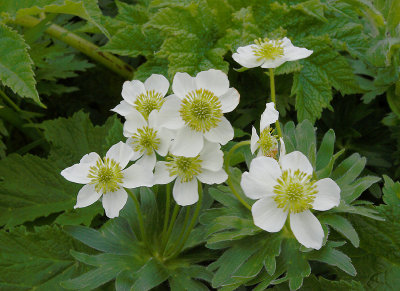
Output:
[
  {"xmin": 0, "ymin": 225, "xmax": 89, "ymax": 290},
  {"xmin": 203, "ymin": 120, "xmax": 380, "ymax": 290},
  {"xmin": 0, "ymin": 23, "xmax": 40, "ymax": 105}
]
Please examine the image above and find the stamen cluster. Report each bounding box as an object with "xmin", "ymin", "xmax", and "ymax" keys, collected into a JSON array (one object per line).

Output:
[
  {"xmin": 180, "ymin": 89, "xmax": 223, "ymax": 132},
  {"xmin": 130, "ymin": 126, "xmax": 160, "ymax": 154},
  {"xmin": 258, "ymin": 127, "xmax": 278, "ymax": 157},
  {"xmin": 273, "ymin": 169, "xmax": 317, "ymax": 213},
  {"xmin": 134, "ymin": 90, "xmax": 165, "ymax": 119},
  {"xmin": 166, "ymin": 155, "xmax": 203, "ymax": 182},
  {"xmin": 252, "ymin": 38, "xmax": 284, "ymax": 61},
  {"xmin": 88, "ymin": 158, "xmax": 124, "ymax": 193}
]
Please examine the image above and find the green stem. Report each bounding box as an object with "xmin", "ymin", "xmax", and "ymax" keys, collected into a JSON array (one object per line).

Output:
[
  {"xmin": 162, "ymin": 183, "xmax": 171, "ymax": 239},
  {"xmin": 269, "ymin": 68, "xmax": 282, "ymax": 138},
  {"xmin": 126, "ymin": 189, "xmax": 147, "ymax": 243},
  {"xmin": 11, "ymin": 15, "xmax": 134, "ymax": 80},
  {"xmin": 168, "ymin": 182, "xmax": 203, "ymax": 259},
  {"xmin": 224, "ymin": 140, "xmax": 252, "ymax": 210},
  {"xmin": 166, "ymin": 206, "xmax": 191, "ymax": 256},
  {"xmin": 162, "ymin": 204, "xmax": 180, "ymax": 254},
  {"xmin": 0, "ymin": 88, "xmax": 21, "ymax": 112}
]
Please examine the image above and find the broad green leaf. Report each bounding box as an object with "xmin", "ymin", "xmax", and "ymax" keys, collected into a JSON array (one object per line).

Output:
[
  {"xmin": 319, "ymin": 214, "xmax": 359, "ymax": 247},
  {"xmin": 0, "ymin": 225, "xmax": 87, "ymax": 290},
  {"xmin": 300, "ymin": 275, "xmax": 365, "ymax": 290},
  {"xmin": 131, "ymin": 258, "xmax": 169, "ymax": 291},
  {"xmin": 292, "ymin": 0, "xmax": 327, "ymax": 22},
  {"xmin": 0, "ymin": 23, "xmax": 41, "ymax": 105},
  {"xmin": 316, "ymin": 129, "xmax": 335, "ymax": 171}
]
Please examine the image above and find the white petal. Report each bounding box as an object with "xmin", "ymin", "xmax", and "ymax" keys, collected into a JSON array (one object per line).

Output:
[
  {"xmin": 260, "ymin": 102, "xmax": 279, "ymax": 131},
  {"xmin": 74, "ymin": 184, "xmax": 102, "ymax": 208},
  {"xmin": 195, "ymin": 69, "xmax": 229, "ymax": 96},
  {"xmin": 121, "ymin": 164, "xmax": 154, "ymax": 188},
  {"xmin": 283, "ymin": 40, "xmax": 313, "ymax": 61},
  {"xmin": 312, "ymin": 178, "xmax": 341, "ymax": 211},
  {"xmin": 144, "ymin": 74, "xmax": 169, "ymax": 96},
  {"xmin": 279, "ymin": 137, "xmax": 286, "ymax": 158},
  {"xmin": 123, "ymin": 109, "xmax": 147, "ymax": 136},
  {"xmin": 126, "ymin": 138, "xmax": 144, "ymax": 161},
  {"xmin": 170, "ymin": 127, "xmax": 204, "ymax": 157},
  {"xmin": 80, "ymin": 152, "xmax": 100, "ymax": 164},
  {"xmin": 136, "ymin": 151, "xmax": 157, "ymax": 170},
  {"xmin": 122, "ymin": 80, "xmax": 145, "ymax": 105},
  {"xmin": 172, "ymin": 72, "xmax": 196, "ymax": 99},
  {"xmin": 156, "ymin": 95, "xmax": 185, "ymax": 129},
  {"xmin": 260, "ymin": 57, "xmax": 287, "ymax": 69},
  {"xmin": 61, "ymin": 163, "xmax": 92, "ymax": 184},
  {"xmin": 111, "ymin": 100, "xmax": 134, "ymax": 117},
  {"xmin": 155, "ymin": 128, "xmax": 173, "ymax": 156},
  {"xmin": 219, "ymin": 88, "xmax": 240, "ymax": 113},
  {"xmin": 102, "ymin": 188, "xmax": 128, "ymax": 218},
  {"xmin": 290, "ymin": 211, "xmax": 324, "ymax": 250},
  {"xmin": 173, "ymin": 178, "xmax": 199, "ymax": 206},
  {"xmin": 203, "ymin": 116, "xmax": 234, "ymax": 145},
  {"xmin": 279, "ymin": 151, "xmax": 313, "ymax": 176},
  {"xmin": 241, "ymin": 156, "xmax": 281, "ymax": 199},
  {"xmin": 197, "ymin": 168, "xmax": 227, "ymax": 184},
  {"xmin": 252, "ymin": 197, "xmax": 288, "ymax": 232},
  {"xmin": 232, "ymin": 45, "xmax": 264, "ymax": 68},
  {"xmin": 106, "ymin": 142, "xmax": 134, "ymax": 169},
  {"xmin": 154, "ymin": 162, "xmax": 176, "ymax": 184},
  {"xmin": 250, "ymin": 126, "xmax": 259, "ymax": 154},
  {"xmin": 199, "ymin": 141, "xmax": 223, "ymax": 171}
]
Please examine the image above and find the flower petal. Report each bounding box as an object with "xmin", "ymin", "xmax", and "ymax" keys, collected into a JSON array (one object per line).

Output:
[
  {"xmin": 111, "ymin": 100, "xmax": 134, "ymax": 117},
  {"xmin": 74, "ymin": 184, "xmax": 102, "ymax": 209},
  {"xmin": 203, "ymin": 116, "xmax": 234, "ymax": 145},
  {"xmin": 260, "ymin": 58, "xmax": 286, "ymax": 69},
  {"xmin": 126, "ymin": 138, "xmax": 143, "ymax": 161},
  {"xmin": 80, "ymin": 152, "xmax": 100, "ymax": 164},
  {"xmin": 260, "ymin": 102, "xmax": 279, "ymax": 131},
  {"xmin": 170, "ymin": 127, "xmax": 204, "ymax": 157},
  {"xmin": 195, "ymin": 69, "xmax": 229, "ymax": 96},
  {"xmin": 283, "ymin": 38, "xmax": 313, "ymax": 61},
  {"xmin": 250, "ymin": 126, "xmax": 259, "ymax": 154},
  {"xmin": 154, "ymin": 161, "xmax": 176, "ymax": 184},
  {"xmin": 312, "ymin": 178, "xmax": 341, "ymax": 211},
  {"xmin": 199, "ymin": 141, "xmax": 223, "ymax": 171},
  {"xmin": 156, "ymin": 95, "xmax": 185, "ymax": 129},
  {"xmin": 122, "ymin": 80, "xmax": 145, "ymax": 105},
  {"xmin": 279, "ymin": 151, "xmax": 313, "ymax": 176},
  {"xmin": 136, "ymin": 151, "xmax": 157, "ymax": 170},
  {"xmin": 252, "ymin": 197, "xmax": 288, "ymax": 232},
  {"xmin": 173, "ymin": 177, "xmax": 199, "ymax": 206},
  {"xmin": 102, "ymin": 188, "xmax": 128, "ymax": 218},
  {"xmin": 290, "ymin": 210, "xmax": 324, "ymax": 250},
  {"xmin": 232, "ymin": 45, "xmax": 264, "ymax": 68},
  {"xmin": 106, "ymin": 142, "xmax": 134, "ymax": 169},
  {"xmin": 241, "ymin": 156, "xmax": 281, "ymax": 199},
  {"xmin": 121, "ymin": 164, "xmax": 154, "ymax": 188},
  {"xmin": 155, "ymin": 128, "xmax": 173, "ymax": 156},
  {"xmin": 279, "ymin": 137, "xmax": 286, "ymax": 158},
  {"xmin": 172, "ymin": 72, "xmax": 196, "ymax": 99},
  {"xmin": 61, "ymin": 163, "xmax": 92, "ymax": 184},
  {"xmin": 123, "ymin": 109, "xmax": 147, "ymax": 136},
  {"xmin": 219, "ymin": 88, "xmax": 240, "ymax": 113},
  {"xmin": 144, "ymin": 74, "xmax": 169, "ymax": 96},
  {"xmin": 197, "ymin": 168, "xmax": 227, "ymax": 184}
]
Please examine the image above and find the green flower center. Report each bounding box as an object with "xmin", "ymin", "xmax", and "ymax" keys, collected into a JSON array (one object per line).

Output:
[
  {"xmin": 88, "ymin": 158, "xmax": 124, "ymax": 193},
  {"xmin": 130, "ymin": 126, "xmax": 160, "ymax": 155},
  {"xmin": 258, "ymin": 127, "xmax": 278, "ymax": 157},
  {"xmin": 252, "ymin": 38, "xmax": 284, "ymax": 61},
  {"xmin": 273, "ymin": 170, "xmax": 317, "ymax": 213},
  {"xmin": 180, "ymin": 89, "xmax": 223, "ymax": 132},
  {"xmin": 134, "ymin": 90, "xmax": 165, "ymax": 119},
  {"xmin": 166, "ymin": 155, "xmax": 202, "ymax": 182}
]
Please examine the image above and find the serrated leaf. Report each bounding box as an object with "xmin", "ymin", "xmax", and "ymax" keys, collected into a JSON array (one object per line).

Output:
[
  {"xmin": 0, "ymin": 23, "xmax": 41, "ymax": 105},
  {"xmin": 300, "ymin": 275, "xmax": 365, "ymax": 290},
  {"xmin": 319, "ymin": 214, "xmax": 359, "ymax": 247},
  {"xmin": 0, "ymin": 225, "xmax": 88, "ymax": 290}
]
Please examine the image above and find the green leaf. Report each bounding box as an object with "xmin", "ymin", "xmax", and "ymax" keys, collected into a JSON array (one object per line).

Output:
[
  {"xmin": 319, "ymin": 214, "xmax": 360, "ymax": 247},
  {"xmin": 292, "ymin": 0, "xmax": 328, "ymax": 22},
  {"xmin": 301, "ymin": 275, "xmax": 365, "ymax": 290},
  {"xmin": 0, "ymin": 225, "xmax": 88, "ymax": 290},
  {"xmin": 132, "ymin": 258, "xmax": 169, "ymax": 291},
  {"xmin": 0, "ymin": 23, "xmax": 41, "ymax": 105}
]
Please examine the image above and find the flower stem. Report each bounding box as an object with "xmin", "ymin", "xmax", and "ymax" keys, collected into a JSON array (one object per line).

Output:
[
  {"xmin": 162, "ymin": 183, "xmax": 171, "ymax": 238},
  {"xmin": 166, "ymin": 206, "xmax": 191, "ymax": 256},
  {"xmin": 224, "ymin": 140, "xmax": 252, "ymax": 210},
  {"xmin": 167, "ymin": 182, "xmax": 203, "ymax": 259},
  {"xmin": 269, "ymin": 68, "xmax": 282, "ymax": 138},
  {"xmin": 126, "ymin": 189, "xmax": 147, "ymax": 243},
  {"xmin": 162, "ymin": 203, "xmax": 180, "ymax": 255},
  {"xmin": 10, "ymin": 15, "xmax": 134, "ymax": 80}
]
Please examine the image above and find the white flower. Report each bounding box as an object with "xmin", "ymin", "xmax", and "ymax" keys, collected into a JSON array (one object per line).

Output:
[
  {"xmin": 112, "ymin": 74, "xmax": 169, "ymax": 119},
  {"xmin": 240, "ymin": 150, "xmax": 340, "ymax": 249},
  {"xmin": 154, "ymin": 141, "xmax": 228, "ymax": 206},
  {"xmin": 251, "ymin": 102, "xmax": 279, "ymax": 157},
  {"xmin": 123, "ymin": 109, "xmax": 173, "ymax": 169},
  {"xmin": 156, "ymin": 69, "xmax": 240, "ymax": 157},
  {"xmin": 232, "ymin": 37, "xmax": 313, "ymax": 69},
  {"xmin": 61, "ymin": 142, "xmax": 154, "ymax": 218}
]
